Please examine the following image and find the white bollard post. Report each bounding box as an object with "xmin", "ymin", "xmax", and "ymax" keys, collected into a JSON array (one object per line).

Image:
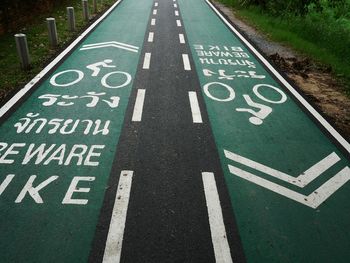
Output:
[
  {"xmin": 82, "ymin": 0, "xmax": 90, "ymax": 21},
  {"xmin": 93, "ymin": 0, "xmax": 98, "ymax": 13},
  {"xmin": 67, "ymin": 7, "xmax": 76, "ymax": 31},
  {"xmin": 14, "ymin": 33, "xmax": 30, "ymax": 69},
  {"xmin": 46, "ymin": 18, "xmax": 58, "ymax": 47}
]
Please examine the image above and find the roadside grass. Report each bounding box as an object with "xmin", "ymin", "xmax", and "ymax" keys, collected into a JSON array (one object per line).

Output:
[
  {"xmin": 219, "ymin": 1, "xmax": 350, "ymax": 94},
  {"xmin": 0, "ymin": 0, "xmax": 116, "ymax": 101}
]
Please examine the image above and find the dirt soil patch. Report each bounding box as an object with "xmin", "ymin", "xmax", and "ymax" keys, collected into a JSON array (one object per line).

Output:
[{"xmin": 213, "ymin": 1, "xmax": 350, "ymax": 142}]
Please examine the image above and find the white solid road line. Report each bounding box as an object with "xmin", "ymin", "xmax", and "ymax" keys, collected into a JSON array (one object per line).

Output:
[
  {"xmin": 188, "ymin": 92, "xmax": 203, "ymax": 123},
  {"xmin": 151, "ymin": 18, "xmax": 156, "ymax": 26},
  {"xmin": 153, "ymin": 9, "xmax": 157, "ymax": 15},
  {"xmin": 102, "ymin": 170, "xmax": 134, "ymax": 263},
  {"xmin": 0, "ymin": 0, "xmax": 123, "ymax": 118},
  {"xmin": 175, "ymin": 10, "xmax": 179, "ymax": 16},
  {"xmin": 148, "ymin": 32, "xmax": 154, "ymax": 43},
  {"xmin": 206, "ymin": 0, "xmax": 350, "ymax": 153},
  {"xmin": 202, "ymin": 172, "xmax": 233, "ymax": 263},
  {"xmin": 182, "ymin": 54, "xmax": 191, "ymax": 71},
  {"xmin": 132, "ymin": 89, "xmax": 146, "ymax": 122},
  {"xmin": 143, "ymin": 53, "xmax": 151, "ymax": 69},
  {"xmin": 176, "ymin": 20, "xmax": 182, "ymax": 27},
  {"xmin": 179, "ymin": 34, "xmax": 185, "ymax": 44}
]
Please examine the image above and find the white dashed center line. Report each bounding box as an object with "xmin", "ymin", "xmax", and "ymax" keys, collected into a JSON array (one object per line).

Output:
[
  {"xmin": 176, "ymin": 20, "xmax": 182, "ymax": 27},
  {"xmin": 102, "ymin": 170, "xmax": 134, "ymax": 263},
  {"xmin": 151, "ymin": 18, "xmax": 156, "ymax": 26},
  {"xmin": 148, "ymin": 32, "xmax": 154, "ymax": 43},
  {"xmin": 132, "ymin": 89, "xmax": 146, "ymax": 122},
  {"xmin": 188, "ymin": 92, "xmax": 203, "ymax": 123},
  {"xmin": 143, "ymin": 53, "xmax": 151, "ymax": 69},
  {"xmin": 182, "ymin": 54, "xmax": 191, "ymax": 71},
  {"xmin": 179, "ymin": 34, "xmax": 185, "ymax": 44},
  {"xmin": 202, "ymin": 172, "xmax": 233, "ymax": 263}
]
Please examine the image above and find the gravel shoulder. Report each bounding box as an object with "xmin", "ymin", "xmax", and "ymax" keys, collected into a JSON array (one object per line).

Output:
[{"xmin": 213, "ymin": 1, "xmax": 350, "ymax": 142}]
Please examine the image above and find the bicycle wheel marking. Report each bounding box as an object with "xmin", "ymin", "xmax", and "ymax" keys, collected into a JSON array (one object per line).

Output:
[
  {"xmin": 179, "ymin": 0, "xmax": 350, "ymax": 262},
  {"xmin": 50, "ymin": 70, "xmax": 85, "ymax": 87},
  {"xmin": 0, "ymin": 0, "xmax": 153, "ymax": 261}
]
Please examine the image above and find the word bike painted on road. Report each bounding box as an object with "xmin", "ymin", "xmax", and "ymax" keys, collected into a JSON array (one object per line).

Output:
[
  {"xmin": 1, "ymin": 173, "xmax": 96, "ymax": 205},
  {"xmin": 194, "ymin": 44, "xmax": 256, "ymax": 68}
]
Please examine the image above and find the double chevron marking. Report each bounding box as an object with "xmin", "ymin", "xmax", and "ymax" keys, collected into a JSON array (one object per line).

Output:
[
  {"xmin": 224, "ymin": 149, "xmax": 350, "ymax": 208},
  {"xmin": 80, "ymin": 41, "xmax": 139, "ymax": 53}
]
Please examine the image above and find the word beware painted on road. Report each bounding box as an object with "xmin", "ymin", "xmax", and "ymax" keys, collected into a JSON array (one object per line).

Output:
[{"xmin": 0, "ymin": 143, "xmax": 104, "ymax": 166}]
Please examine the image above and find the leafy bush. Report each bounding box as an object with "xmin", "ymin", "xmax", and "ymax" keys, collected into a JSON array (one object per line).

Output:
[
  {"xmin": 233, "ymin": 0, "xmax": 350, "ymax": 66},
  {"xmin": 300, "ymin": 0, "xmax": 350, "ymax": 67},
  {"xmin": 220, "ymin": 0, "xmax": 350, "ymax": 87},
  {"xmin": 235, "ymin": 0, "xmax": 350, "ymax": 16}
]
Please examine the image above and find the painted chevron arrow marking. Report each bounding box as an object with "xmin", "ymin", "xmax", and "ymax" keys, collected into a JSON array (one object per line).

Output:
[
  {"xmin": 228, "ymin": 165, "xmax": 350, "ymax": 209},
  {"xmin": 224, "ymin": 149, "xmax": 350, "ymax": 208},
  {"xmin": 80, "ymin": 41, "xmax": 139, "ymax": 53},
  {"xmin": 224, "ymin": 150, "xmax": 341, "ymax": 188}
]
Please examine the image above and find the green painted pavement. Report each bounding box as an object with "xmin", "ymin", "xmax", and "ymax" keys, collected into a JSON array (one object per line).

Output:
[
  {"xmin": 0, "ymin": 0, "xmax": 152, "ymax": 261},
  {"xmin": 179, "ymin": 0, "xmax": 350, "ymax": 262}
]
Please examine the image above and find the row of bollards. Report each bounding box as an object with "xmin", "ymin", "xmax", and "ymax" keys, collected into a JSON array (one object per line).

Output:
[{"xmin": 15, "ymin": 0, "xmax": 98, "ymax": 69}]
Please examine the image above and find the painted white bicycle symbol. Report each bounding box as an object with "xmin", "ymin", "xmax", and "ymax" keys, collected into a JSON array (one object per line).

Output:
[
  {"xmin": 49, "ymin": 59, "xmax": 132, "ymax": 89},
  {"xmin": 203, "ymin": 82, "xmax": 287, "ymax": 125}
]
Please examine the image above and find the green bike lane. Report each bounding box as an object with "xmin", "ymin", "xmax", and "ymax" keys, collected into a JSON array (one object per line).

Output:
[
  {"xmin": 179, "ymin": 0, "xmax": 350, "ymax": 262},
  {"xmin": 0, "ymin": 0, "xmax": 152, "ymax": 261}
]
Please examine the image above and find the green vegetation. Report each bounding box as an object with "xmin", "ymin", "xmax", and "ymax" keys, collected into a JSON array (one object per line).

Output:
[
  {"xmin": 0, "ymin": 0, "xmax": 116, "ymax": 100},
  {"xmin": 219, "ymin": 0, "xmax": 350, "ymax": 93}
]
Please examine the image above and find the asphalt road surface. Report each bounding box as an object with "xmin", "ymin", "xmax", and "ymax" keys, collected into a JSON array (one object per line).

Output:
[{"xmin": 0, "ymin": 0, "xmax": 349, "ymax": 262}]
